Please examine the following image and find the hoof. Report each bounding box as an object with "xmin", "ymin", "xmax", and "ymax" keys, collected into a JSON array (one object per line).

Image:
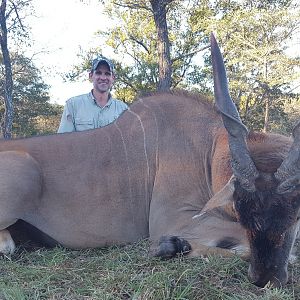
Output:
[{"xmin": 155, "ymin": 236, "xmax": 191, "ymax": 259}]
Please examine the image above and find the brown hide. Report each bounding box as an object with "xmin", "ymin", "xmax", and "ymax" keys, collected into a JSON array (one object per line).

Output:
[
  {"xmin": 0, "ymin": 91, "xmax": 227, "ymax": 249},
  {"xmin": 211, "ymin": 129, "xmax": 292, "ymax": 193}
]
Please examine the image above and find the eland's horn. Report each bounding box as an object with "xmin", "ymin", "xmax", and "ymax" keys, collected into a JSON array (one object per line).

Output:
[
  {"xmin": 275, "ymin": 121, "xmax": 300, "ymax": 184},
  {"xmin": 211, "ymin": 33, "xmax": 259, "ymax": 192}
]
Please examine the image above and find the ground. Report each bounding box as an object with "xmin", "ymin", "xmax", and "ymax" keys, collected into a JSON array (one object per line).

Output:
[{"xmin": 0, "ymin": 239, "xmax": 299, "ymax": 299}]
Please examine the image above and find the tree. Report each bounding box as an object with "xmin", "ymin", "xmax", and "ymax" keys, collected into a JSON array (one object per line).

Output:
[
  {"xmin": 149, "ymin": 0, "xmax": 172, "ymax": 91},
  {"xmin": 102, "ymin": 0, "xmax": 175, "ymax": 91},
  {"xmin": 0, "ymin": 0, "xmax": 33, "ymax": 138},
  {"xmin": 0, "ymin": 0, "xmax": 13, "ymax": 138},
  {"xmin": 69, "ymin": 0, "xmax": 212, "ymax": 101},
  {"xmin": 0, "ymin": 53, "xmax": 63, "ymax": 137},
  {"xmin": 197, "ymin": 0, "xmax": 300, "ymax": 132}
]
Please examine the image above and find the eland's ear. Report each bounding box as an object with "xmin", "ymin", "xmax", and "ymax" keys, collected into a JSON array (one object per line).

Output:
[{"xmin": 193, "ymin": 176, "xmax": 236, "ymax": 219}]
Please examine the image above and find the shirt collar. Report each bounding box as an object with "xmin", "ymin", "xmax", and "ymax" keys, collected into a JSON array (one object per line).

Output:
[{"xmin": 89, "ymin": 91, "xmax": 113, "ymax": 108}]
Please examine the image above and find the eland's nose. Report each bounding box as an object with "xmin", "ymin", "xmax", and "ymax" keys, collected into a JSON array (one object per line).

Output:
[
  {"xmin": 253, "ymin": 275, "xmax": 287, "ymax": 288},
  {"xmin": 248, "ymin": 265, "xmax": 288, "ymax": 288}
]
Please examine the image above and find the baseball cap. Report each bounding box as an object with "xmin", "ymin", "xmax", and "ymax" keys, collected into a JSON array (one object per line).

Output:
[{"xmin": 91, "ymin": 56, "xmax": 114, "ymax": 73}]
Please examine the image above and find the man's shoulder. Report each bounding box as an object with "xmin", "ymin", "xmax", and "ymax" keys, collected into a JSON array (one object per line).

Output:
[{"xmin": 111, "ymin": 98, "xmax": 128, "ymax": 108}]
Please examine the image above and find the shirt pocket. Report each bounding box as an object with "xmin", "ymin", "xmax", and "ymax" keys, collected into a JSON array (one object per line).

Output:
[{"xmin": 75, "ymin": 118, "xmax": 94, "ymax": 131}]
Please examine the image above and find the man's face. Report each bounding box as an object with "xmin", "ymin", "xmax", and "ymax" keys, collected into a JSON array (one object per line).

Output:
[{"xmin": 89, "ymin": 63, "xmax": 115, "ymax": 93}]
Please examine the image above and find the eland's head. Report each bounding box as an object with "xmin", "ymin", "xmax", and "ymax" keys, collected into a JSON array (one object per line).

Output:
[{"xmin": 210, "ymin": 33, "xmax": 300, "ymax": 287}]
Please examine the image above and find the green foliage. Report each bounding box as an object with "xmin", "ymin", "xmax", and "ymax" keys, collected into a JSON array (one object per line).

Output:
[
  {"xmin": 198, "ymin": 0, "xmax": 300, "ymax": 132},
  {"xmin": 68, "ymin": 0, "xmax": 212, "ymax": 102},
  {"xmin": 278, "ymin": 95, "xmax": 300, "ymax": 135},
  {"xmin": 0, "ymin": 53, "xmax": 63, "ymax": 137},
  {"xmin": 0, "ymin": 0, "xmax": 62, "ymax": 137}
]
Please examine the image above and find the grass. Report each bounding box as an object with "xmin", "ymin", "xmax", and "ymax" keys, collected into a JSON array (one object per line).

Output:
[{"xmin": 0, "ymin": 239, "xmax": 300, "ymax": 300}]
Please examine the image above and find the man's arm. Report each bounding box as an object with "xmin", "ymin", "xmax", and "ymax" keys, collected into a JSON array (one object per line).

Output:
[{"xmin": 57, "ymin": 101, "xmax": 76, "ymax": 133}]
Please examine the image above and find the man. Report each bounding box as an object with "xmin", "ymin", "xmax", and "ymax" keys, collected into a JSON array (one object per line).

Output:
[{"xmin": 57, "ymin": 56, "xmax": 128, "ymax": 133}]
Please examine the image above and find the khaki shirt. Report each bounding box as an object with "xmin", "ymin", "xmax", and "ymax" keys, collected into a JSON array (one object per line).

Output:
[{"xmin": 57, "ymin": 92, "xmax": 128, "ymax": 133}]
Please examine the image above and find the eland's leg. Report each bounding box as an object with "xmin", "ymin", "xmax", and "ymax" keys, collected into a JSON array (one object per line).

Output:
[
  {"xmin": 150, "ymin": 208, "xmax": 250, "ymax": 260},
  {"xmin": 0, "ymin": 151, "xmax": 42, "ymax": 254},
  {"xmin": 0, "ymin": 229, "xmax": 15, "ymax": 255}
]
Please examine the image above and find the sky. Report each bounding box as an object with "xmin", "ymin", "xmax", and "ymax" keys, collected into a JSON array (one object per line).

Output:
[{"xmin": 26, "ymin": 0, "xmax": 109, "ymax": 105}]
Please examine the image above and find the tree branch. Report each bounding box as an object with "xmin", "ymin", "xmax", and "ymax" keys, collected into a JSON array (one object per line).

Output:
[
  {"xmin": 171, "ymin": 44, "xmax": 210, "ymax": 63},
  {"xmin": 112, "ymin": 1, "xmax": 151, "ymax": 11},
  {"xmin": 9, "ymin": 0, "xmax": 26, "ymax": 31},
  {"xmin": 129, "ymin": 34, "xmax": 150, "ymax": 54}
]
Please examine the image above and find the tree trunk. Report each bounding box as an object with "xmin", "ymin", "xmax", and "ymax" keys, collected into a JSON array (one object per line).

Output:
[
  {"xmin": 263, "ymin": 97, "xmax": 269, "ymax": 133},
  {"xmin": 262, "ymin": 59, "xmax": 269, "ymax": 133},
  {"xmin": 150, "ymin": 0, "xmax": 172, "ymax": 91},
  {"xmin": 0, "ymin": 0, "xmax": 14, "ymax": 139}
]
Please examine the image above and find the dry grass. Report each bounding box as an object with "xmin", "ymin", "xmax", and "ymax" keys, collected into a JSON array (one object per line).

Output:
[{"xmin": 0, "ymin": 239, "xmax": 299, "ymax": 300}]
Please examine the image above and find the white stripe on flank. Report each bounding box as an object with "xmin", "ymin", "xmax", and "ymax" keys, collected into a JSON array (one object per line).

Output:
[
  {"xmin": 140, "ymin": 100, "xmax": 159, "ymax": 173},
  {"xmin": 127, "ymin": 106, "xmax": 151, "ymax": 186},
  {"xmin": 127, "ymin": 104, "xmax": 152, "ymax": 221},
  {"xmin": 137, "ymin": 100, "xmax": 159, "ymax": 218},
  {"xmin": 113, "ymin": 121, "xmax": 135, "ymax": 223}
]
